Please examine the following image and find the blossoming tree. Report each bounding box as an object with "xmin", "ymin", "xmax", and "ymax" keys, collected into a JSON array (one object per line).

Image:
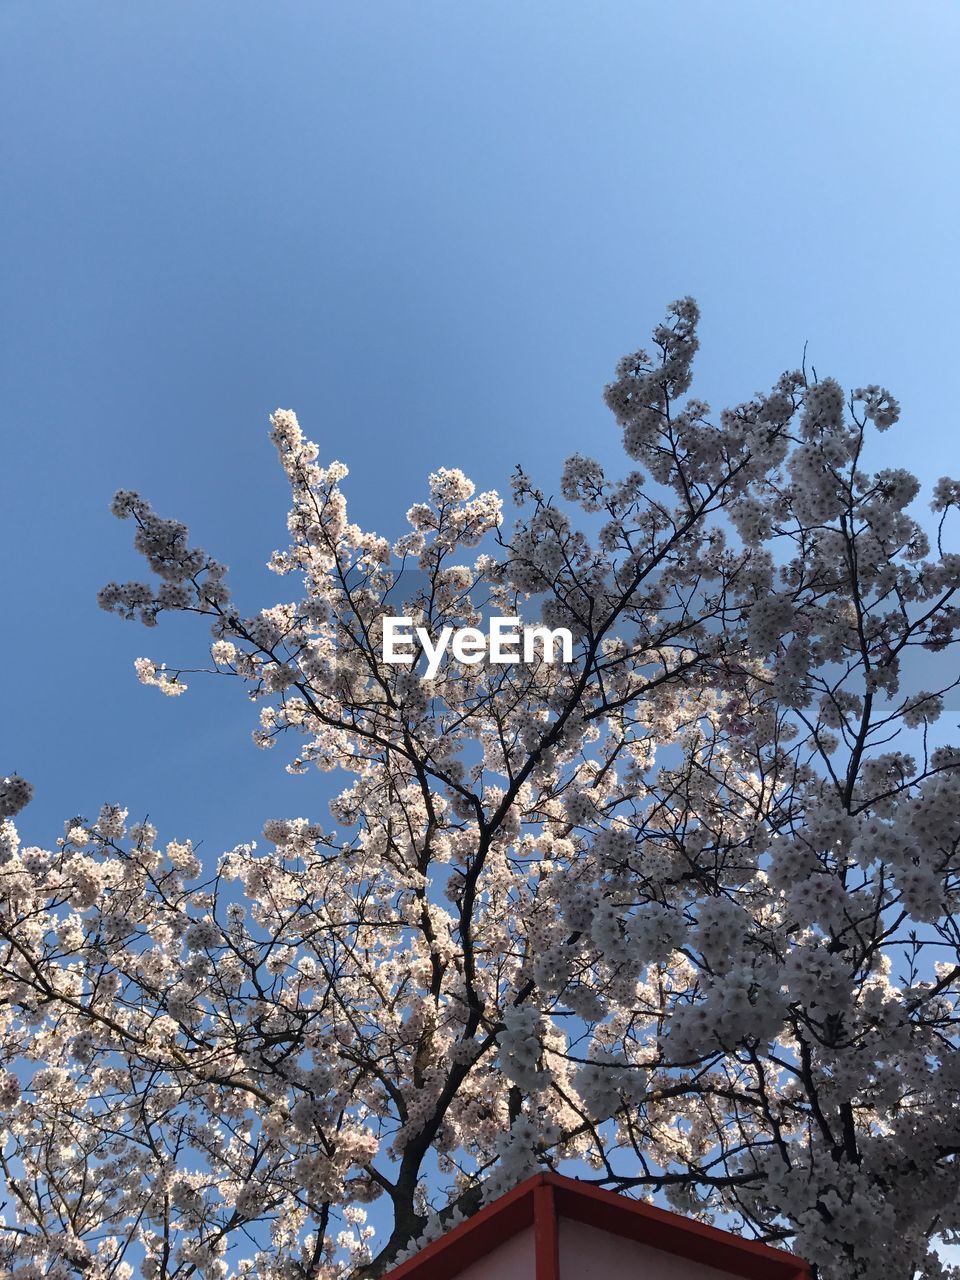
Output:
[{"xmin": 3, "ymin": 300, "xmax": 960, "ymax": 1280}]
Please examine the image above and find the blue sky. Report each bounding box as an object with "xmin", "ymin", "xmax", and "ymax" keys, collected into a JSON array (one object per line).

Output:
[{"xmin": 3, "ymin": 0, "xmax": 959, "ymax": 856}]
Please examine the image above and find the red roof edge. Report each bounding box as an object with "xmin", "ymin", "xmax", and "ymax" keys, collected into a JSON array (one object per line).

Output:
[
  {"xmin": 382, "ymin": 1171, "xmax": 811, "ymax": 1279},
  {"xmin": 382, "ymin": 1175, "xmax": 535, "ymax": 1280},
  {"xmin": 547, "ymin": 1174, "xmax": 810, "ymax": 1280}
]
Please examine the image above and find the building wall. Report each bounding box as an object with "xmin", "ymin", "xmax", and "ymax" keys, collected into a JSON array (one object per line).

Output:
[
  {"xmin": 558, "ymin": 1218, "xmax": 749, "ymax": 1280},
  {"xmin": 454, "ymin": 1224, "xmax": 535, "ymax": 1280}
]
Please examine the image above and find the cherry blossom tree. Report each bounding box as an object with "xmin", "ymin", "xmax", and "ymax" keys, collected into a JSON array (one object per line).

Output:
[{"xmin": 3, "ymin": 299, "xmax": 960, "ymax": 1280}]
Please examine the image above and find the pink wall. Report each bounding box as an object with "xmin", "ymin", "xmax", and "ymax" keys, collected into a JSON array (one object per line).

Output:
[
  {"xmin": 559, "ymin": 1218, "xmax": 750, "ymax": 1280},
  {"xmin": 454, "ymin": 1224, "xmax": 535, "ymax": 1280}
]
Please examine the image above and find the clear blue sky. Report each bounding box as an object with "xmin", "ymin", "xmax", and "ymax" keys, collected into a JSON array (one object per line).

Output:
[{"xmin": 3, "ymin": 0, "xmax": 959, "ymax": 859}]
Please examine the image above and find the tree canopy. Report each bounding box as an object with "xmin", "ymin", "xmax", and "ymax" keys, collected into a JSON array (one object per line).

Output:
[{"xmin": 3, "ymin": 300, "xmax": 960, "ymax": 1280}]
